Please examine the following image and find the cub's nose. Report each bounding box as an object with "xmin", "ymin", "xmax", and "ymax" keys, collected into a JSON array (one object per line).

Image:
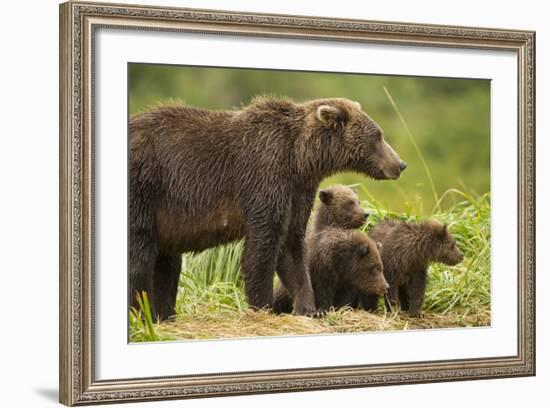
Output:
[
  {"xmin": 363, "ymin": 212, "xmax": 370, "ymax": 220},
  {"xmin": 399, "ymin": 160, "xmax": 407, "ymax": 172},
  {"xmin": 383, "ymin": 282, "xmax": 390, "ymax": 292}
]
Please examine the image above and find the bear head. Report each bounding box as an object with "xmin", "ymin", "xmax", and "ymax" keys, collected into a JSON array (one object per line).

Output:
[
  {"xmin": 344, "ymin": 233, "xmax": 388, "ymax": 296},
  {"xmin": 317, "ymin": 184, "xmax": 369, "ymax": 229},
  {"xmin": 427, "ymin": 221, "xmax": 464, "ymax": 266},
  {"xmin": 305, "ymin": 98, "xmax": 406, "ymax": 180}
]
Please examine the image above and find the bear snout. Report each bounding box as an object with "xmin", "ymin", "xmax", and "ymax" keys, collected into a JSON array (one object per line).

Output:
[
  {"xmin": 399, "ymin": 160, "xmax": 407, "ymax": 171},
  {"xmin": 371, "ymin": 277, "xmax": 390, "ymax": 295}
]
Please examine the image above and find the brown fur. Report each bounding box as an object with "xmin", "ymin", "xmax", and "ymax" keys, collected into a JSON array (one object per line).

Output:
[
  {"xmin": 129, "ymin": 97, "xmax": 405, "ymax": 320},
  {"xmin": 313, "ymin": 184, "xmax": 369, "ymax": 230},
  {"xmin": 273, "ymin": 185, "xmax": 387, "ymax": 313},
  {"xmin": 274, "ymin": 228, "xmax": 388, "ymax": 313},
  {"xmin": 352, "ymin": 219, "xmax": 464, "ymax": 317}
]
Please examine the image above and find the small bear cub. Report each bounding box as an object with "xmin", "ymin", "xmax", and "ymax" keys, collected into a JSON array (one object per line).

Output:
[
  {"xmin": 363, "ymin": 219, "xmax": 464, "ymax": 317},
  {"xmin": 313, "ymin": 184, "xmax": 370, "ymax": 230},
  {"xmin": 272, "ymin": 185, "xmax": 388, "ymax": 314}
]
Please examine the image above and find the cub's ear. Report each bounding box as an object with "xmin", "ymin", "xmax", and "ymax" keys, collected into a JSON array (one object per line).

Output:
[
  {"xmin": 376, "ymin": 241, "xmax": 383, "ymax": 250},
  {"xmin": 316, "ymin": 105, "xmax": 347, "ymax": 127},
  {"xmin": 319, "ymin": 189, "xmax": 333, "ymax": 204},
  {"xmin": 358, "ymin": 243, "xmax": 370, "ymax": 257},
  {"xmin": 437, "ymin": 223, "xmax": 448, "ymax": 238}
]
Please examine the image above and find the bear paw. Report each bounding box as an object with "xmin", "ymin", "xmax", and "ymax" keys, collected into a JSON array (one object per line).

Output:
[{"xmin": 408, "ymin": 310, "xmax": 424, "ymax": 318}]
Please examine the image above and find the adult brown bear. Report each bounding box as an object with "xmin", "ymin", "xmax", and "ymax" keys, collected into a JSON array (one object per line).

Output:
[{"xmin": 129, "ymin": 97, "xmax": 406, "ymax": 320}]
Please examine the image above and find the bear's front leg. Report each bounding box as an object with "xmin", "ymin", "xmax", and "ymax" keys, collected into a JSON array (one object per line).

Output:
[
  {"xmin": 398, "ymin": 286, "xmax": 410, "ymax": 312},
  {"xmin": 241, "ymin": 229, "xmax": 281, "ymax": 310},
  {"xmin": 407, "ymin": 271, "xmax": 427, "ymax": 318},
  {"xmin": 334, "ymin": 286, "xmax": 361, "ymax": 309},
  {"xmin": 384, "ymin": 285, "xmax": 400, "ymax": 312},
  {"xmin": 359, "ymin": 293, "xmax": 379, "ymax": 311},
  {"xmin": 272, "ymin": 284, "xmax": 293, "ymax": 314},
  {"xmin": 276, "ymin": 233, "xmax": 317, "ymax": 316},
  {"xmin": 312, "ymin": 278, "xmax": 335, "ymax": 316}
]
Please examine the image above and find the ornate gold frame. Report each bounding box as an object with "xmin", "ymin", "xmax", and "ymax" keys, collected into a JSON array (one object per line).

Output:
[{"xmin": 59, "ymin": 1, "xmax": 536, "ymax": 405}]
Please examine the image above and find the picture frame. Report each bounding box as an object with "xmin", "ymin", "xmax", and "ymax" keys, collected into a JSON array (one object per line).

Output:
[{"xmin": 59, "ymin": 1, "xmax": 536, "ymax": 405}]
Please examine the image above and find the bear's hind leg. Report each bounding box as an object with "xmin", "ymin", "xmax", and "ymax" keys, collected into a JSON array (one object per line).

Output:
[
  {"xmin": 152, "ymin": 254, "xmax": 182, "ymax": 321},
  {"xmin": 128, "ymin": 235, "xmax": 158, "ymax": 317}
]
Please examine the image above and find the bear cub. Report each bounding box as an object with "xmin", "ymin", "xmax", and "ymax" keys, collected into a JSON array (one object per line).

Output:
[
  {"xmin": 362, "ymin": 219, "xmax": 464, "ymax": 317},
  {"xmin": 273, "ymin": 185, "xmax": 388, "ymax": 314}
]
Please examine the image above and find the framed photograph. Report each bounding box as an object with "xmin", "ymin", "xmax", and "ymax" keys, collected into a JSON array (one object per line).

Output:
[{"xmin": 59, "ymin": 1, "xmax": 535, "ymax": 405}]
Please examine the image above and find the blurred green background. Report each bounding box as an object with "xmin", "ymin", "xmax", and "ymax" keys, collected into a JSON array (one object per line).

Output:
[{"xmin": 129, "ymin": 63, "xmax": 490, "ymax": 213}]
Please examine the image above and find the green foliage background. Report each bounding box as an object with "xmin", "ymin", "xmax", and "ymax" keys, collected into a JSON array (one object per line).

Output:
[{"xmin": 129, "ymin": 63, "xmax": 490, "ymax": 213}]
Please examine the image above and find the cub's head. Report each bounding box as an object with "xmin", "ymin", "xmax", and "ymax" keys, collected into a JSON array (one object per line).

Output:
[
  {"xmin": 345, "ymin": 233, "xmax": 388, "ymax": 296},
  {"xmin": 306, "ymin": 98, "xmax": 406, "ymax": 180},
  {"xmin": 427, "ymin": 220, "xmax": 464, "ymax": 266},
  {"xmin": 317, "ymin": 185, "xmax": 368, "ymax": 229}
]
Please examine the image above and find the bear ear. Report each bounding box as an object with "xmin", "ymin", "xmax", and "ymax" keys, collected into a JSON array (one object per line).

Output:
[
  {"xmin": 437, "ymin": 223, "xmax": 448, "ymax": 238},
  {"xmin": 319, "ymin": 189, "xmax": 333, "ymax": 204},
  {"xmin": 316, "ymin": 105, "xmax": 347, "ymax": 127}
]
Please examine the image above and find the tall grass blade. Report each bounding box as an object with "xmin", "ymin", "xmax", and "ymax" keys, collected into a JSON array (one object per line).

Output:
[{"xmin": 383, "ymin": 86, "xmax": 440, "ymax": 212}]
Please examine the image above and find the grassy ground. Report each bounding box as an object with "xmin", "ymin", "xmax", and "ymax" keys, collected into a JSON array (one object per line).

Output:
[{"xmin": 129, "ymin": 191, "xmax": 491, "ymax": 343}]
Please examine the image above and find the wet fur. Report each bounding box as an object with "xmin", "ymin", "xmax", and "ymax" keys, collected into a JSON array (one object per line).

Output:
[
  {"xmin": 343, "ymin": 220, "xmax": 464, "ymax": 317},
  {"xmin": 129, "ymin": 97, "xmax": 404, "ymax": 320},
  {"xmin": 273, "ymin": 185, "xmax": 387, "ymax": 313},
  {"xmin": 274, "ymin": 228, "xmax": 386, "ymax": 313}
]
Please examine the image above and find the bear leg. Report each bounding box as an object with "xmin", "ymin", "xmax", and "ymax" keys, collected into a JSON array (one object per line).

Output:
[
  {"xmin": 333, "ymin": 287, "xmax": 360, "ymax": 309},
  {"xmin": 128, "ymin": 195, "xmax": 159, "ymax": 316},
  {"xmin": 407, "ymin": 271, "xmax": 427, "ymax": 318},
  {"xmin": 384, "ymin": 285, "xmax": 400, "ymax": 312},
  {"xmin": 240, "ymin": 231, "xmax": 280, "ymax": 310},
  {"xmin": 272, "ymin": 284, "xmax": 293, "ymax": 314},
  {"xmin": 359, "ymin": 293, "xmax": 379, "ymax": 311},
  {"xmin": 276, "ymin": 236, "xmax": 316, "ymax": 316},
  {"xmin": 398, "ymin": 286, "xmax": 410, "ymax": 311},
  {"xmin": 152, "ymin": 254, "xmax": 182, "ymax": 321},
  {"xmin": 128, "ymin": 241, "xmax": 158, "ymax": 317}
]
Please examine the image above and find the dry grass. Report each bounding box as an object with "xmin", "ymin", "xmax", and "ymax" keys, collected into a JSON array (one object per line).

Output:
[{"xmin": 151, "ymin": 306, "xmax": 490, "ymax": 342}]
